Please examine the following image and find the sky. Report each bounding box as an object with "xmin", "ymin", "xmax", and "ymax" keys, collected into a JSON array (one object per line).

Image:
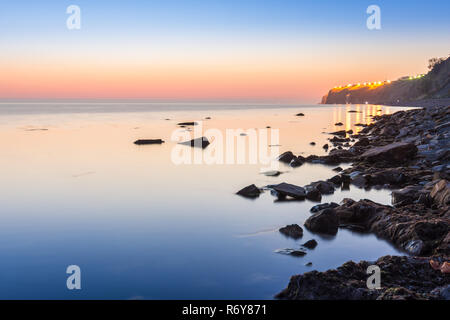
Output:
[{"xmin": 0, "ymin": 0, "xmax": 449, "ymax": 103}]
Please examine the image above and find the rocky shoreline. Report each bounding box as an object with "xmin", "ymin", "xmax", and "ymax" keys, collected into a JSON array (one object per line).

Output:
[
  {"xmin": 276, "ymin": 105, "xmax": 450, "ymax": 300},
  {"xmin": 238, "ymin": 105, "xmax": 450, "ymax": 299}
]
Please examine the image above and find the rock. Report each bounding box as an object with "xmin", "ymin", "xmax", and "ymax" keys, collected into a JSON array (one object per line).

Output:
[
  {"xmin": 327, "ymin": 175, "xmax": 342, "ymax": 185},
  {"xmin": 279, "ymin": 224, "xmax": 303, "ymax": 239},
  {"xmin": 304, "ymin": 208, "xmax": 339, "ymax": 235},
  {"xmin": 430, "ymin": 179, "xmax": 450, "ymax": 207},
  {"xmin": 305, "ymin": 262, "xmax": 313, "ymax": 267},
  {"xmin": 296, "ymin": 113, "xmax": 305, "ymax": 116},
  {"xmin": 177, "ymin": 121, "xmax": 198, "ymax": 126},
  {"xmin": 134, "ymin": 139, "xmax": 164, "ymax": 145},
  {"xmin": 276, "ymin": 255, "xmax": 449, "ymax": 300},
  {"xmin": 310, "ymin": 142, "xmax": 316, "ymax": 146},
  {"xmin": 236, "ymin": 184, "xmax": 261, "ymax": 198},
  {"xmin": 335, "ymin": 122, "xmax": 343, "ymax": 126},
  {"xmin": 404, "ymin": 240, "xmax": 424, "ymax": 255},
  {"xmin": 391, "ymin": 185, "xmax": 422, "ymax": 206},
  {"xmin": 179, "ymin": 137, "xmax": 210, "ymax": 148},
  {"xmin": 323, "ymin": 144, "xmax": 329, "ymax": 150},
  {"xmin": 261, "ymin": 170, "xmax": 282, "ymax": 177},
  {"xmin": 302, "ymin": 239, "xmax": 318, "ymax": 249},
  {"xmin": 329, "ymin": 130, "xmax": 347, "ymax": 137},
  {"xmin": 269, "ymin": 183, "xmax": 306, "ymax": 200},
  {"xmin": 290, "ymin": 156, "xmax": 305, "ymax": 168},
  {"xmin": 305, "ymin": 187, "xmax": 322, "ymax": 202},
  {"xmin": 277, "ymin": 151, "xmax": 295, "ymax": 163},
  {"xmin": 307, "ymin": 181, "xmax": 335, "ymax": 195},
  {"xmin": 333, "ymin": 167, "xmax": 343, "ymax": 172},
  {"xmin": 359, "ymin": 142, "xmax": 418, "ymax": 164},
  {"xmin": 310, "ymin": 202, "xmax": 339, "ymax": 213},
  {"xmin": 275, "ymin": 248, "xmax": 307, "ymax": 257},
  {"xmin": 354, "ymin": 137, "xmax": 369, "ymax": 147}
]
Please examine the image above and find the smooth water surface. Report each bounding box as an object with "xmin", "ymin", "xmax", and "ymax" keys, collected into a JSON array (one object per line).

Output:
[{"xmin": 0, "ymin": 103, "xmax": 412, "ymax": 299}]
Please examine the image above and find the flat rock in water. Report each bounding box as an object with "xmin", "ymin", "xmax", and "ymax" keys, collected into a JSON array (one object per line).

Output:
[
  {"xmin": 261, "ymin": 170, "xmax": 282, "ymax": 177},
  {"xmin": 279, "ymin": 224, "xmax": 303, "ymax": 239},
  {"xmin": 179, "ymin": 137, "xmax": 210, "ymax": 149},
  {"xmin": 134, "ymin": 139, "xmax": 164, "ymax": 145},
  {"xmin": 359, "ymin": 142, "xmax": 418, "ymax": 164},
  {"xmin": 269, "ymin": 182, "xmax": 306, "ymax": 199},
  {"xmin": 305, "ymin": 187, "xmax": 322, "ymax": 202},
  {"xmin": 296, "ymin": 113, "xmax": 305, "ymax": 116},
  {"xmin": 177, "ymin": 121, "xmax": 198, "ymax": 126},
  {"xmin": 275, "ymin": 248, "xmax": 307, "ymax": 257},
  {"xmin": 329, "ymin": 130, "xmax": 347, "ymax": 137},
  {"xmin": 236, "ymin": 184, "xmax": 261, "ymax": 198}
]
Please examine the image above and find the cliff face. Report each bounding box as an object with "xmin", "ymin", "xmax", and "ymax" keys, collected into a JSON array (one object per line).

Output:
[{"xmin": 322, "ymin": 57, "xmax": 450, "ymax": 105}]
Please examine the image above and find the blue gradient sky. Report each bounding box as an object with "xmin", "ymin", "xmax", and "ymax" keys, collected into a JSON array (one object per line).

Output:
[{"xmin": 0, "ymin": 0, "xmax": 449, "ymax": 101}]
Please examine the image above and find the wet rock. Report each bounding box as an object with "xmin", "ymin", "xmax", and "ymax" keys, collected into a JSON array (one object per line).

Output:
[
  {"xmin": 269, "ymin": 183, "xmax": 306, "ymax": 200},
  {"xmin": 335, "ymin": 122, "xmax": 343, "ymax": 126},
  {"xmin": 261, "ymin": 170, "xmax": 282, "ymax": 177},
  {"xmin": 359, "ymin": 142, "xmax": 418, "ymax": 164},
  {"xmin": 276, "ymin": 255, "xmax": 449, "ymax": 300},
  {"xmin": 177, "ymin": 121, "xmax": 198, "ymax": 126},
  {"xmin": 302, "ymin": 239, "xmax": 318, "ymax": 249},
  {"xmin": 296, "ymin": 113, "xmax": 305, "ymax": 116},
  {"xmin": 307, "ymin": 181, "xmax": 335, "ymax": 195},
  {"xmin": 290, "ymin": 156, "xmax": 305, "ymax": 168},
  {"xmin": 179, "ymin": 136, "xmax": 210, "ymax": 148},
  {"xmin": 236, "ymin": 184, "xmax": 261, "ymax": 198},
  {"xmin": 405, "ymin": 240, "xmax": 424, "ymax": 255},
  {"xmin": 134, "ymin": 139, "xmax": 164, "ymax": 145},
  {"xmin": 310, "ymin": 142, "xmax": 316, "ymax": 146},
  {"xmin": 327, "ymin": 175, "xmax": 342, "ymax": 185},
  {"xmin": 304, "ymin": 208, "xmax": 339, "ymax": 235},
  {"xmin": 310, "ymin": 202, "xmax": 339, "ymax": 213},
  {"xmin": 329, "ymin": 130, "xmax": 347, "ymax": 137},
  {"xmin": 305, "ymin": 187, "xmax": 322, "ymax": 202},
  {"xmin": 278, "ymin": 151, "xmax": 295, "ymax": 164},
  {"xmin": 322, "ymin": 144, "xmax": 329, "ymax": 150},
  {"xmin": 354, "ymin": 137, "xmax": 369, "ymax": 147},
  {"xmin": 275, "ymin": 248, "xmax": 307, "ymax": 257},
  {"xmin": 333, "ymin": 166, "xmax": 343, "ymax": 172},
  {"xmin": 391, "ymin": 185, "xmax": 423, "ymax": 206},
  {"xmin": 430, "ymin": 179, "xmax": 450, "ymax": 207},
  {"xmin": 279, "ymin": 224, "xmax": 303, "ymax": 239}
]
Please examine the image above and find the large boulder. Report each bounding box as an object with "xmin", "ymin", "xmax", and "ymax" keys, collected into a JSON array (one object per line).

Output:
[
  {"xmin": 304, "ymin": 208, "xmax": 339, "ymax": 235},
  {"xmin": 359, "ymin": 142, "xmax": 417, "ymax": 164}
]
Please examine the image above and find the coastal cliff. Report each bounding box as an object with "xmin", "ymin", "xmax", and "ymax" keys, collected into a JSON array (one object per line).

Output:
[{"xmin": 321, "ymin": 56, "xmax": 450, "ymax": 106}]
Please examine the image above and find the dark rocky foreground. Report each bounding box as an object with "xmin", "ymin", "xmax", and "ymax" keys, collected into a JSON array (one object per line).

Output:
[{"xmin": 275, "ymin": 105, "xmax": 450, "ymax": 300}]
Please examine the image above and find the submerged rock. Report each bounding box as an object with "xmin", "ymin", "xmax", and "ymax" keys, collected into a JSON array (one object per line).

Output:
[
  {"xmin": 279, "ymin": 224, "xmax": 303, "ymax": 239},
  {"xmin": 236, "ymin": 184, "xmax": 261, "ymax": 198}
]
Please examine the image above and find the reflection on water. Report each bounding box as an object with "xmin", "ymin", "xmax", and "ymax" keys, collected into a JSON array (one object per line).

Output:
[{"xmin": 0, "ymin": 103, "xmax": 412, "ymax": 299}]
